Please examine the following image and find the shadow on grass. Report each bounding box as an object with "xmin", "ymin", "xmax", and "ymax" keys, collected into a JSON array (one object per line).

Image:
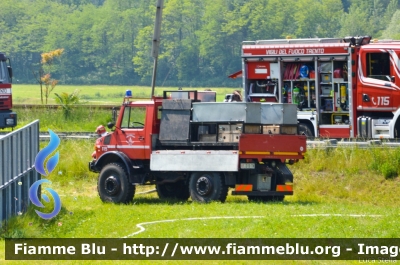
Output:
[{"xmin": 123, "ymin": 197, "xmax": 320, "ymax": 206}]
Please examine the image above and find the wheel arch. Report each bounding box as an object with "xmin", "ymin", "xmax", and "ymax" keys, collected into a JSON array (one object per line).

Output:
[
  {"xmin": 391, "ymin": 109, "xmax": 400, "ymax": 138},
  {"xmin": 94, "ymin": 151, "xmax": 133, "ymax": 177},
  {"xmin": 298, "ymin": 119, "xmax": 315, "ymax": 136}
]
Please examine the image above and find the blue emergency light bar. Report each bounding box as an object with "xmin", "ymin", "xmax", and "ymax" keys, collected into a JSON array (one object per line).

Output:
[{"xmin": 125, "ymin": 90, "xmax": 132, "ymax": 98}]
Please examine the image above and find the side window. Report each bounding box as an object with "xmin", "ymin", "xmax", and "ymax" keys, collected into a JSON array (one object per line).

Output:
[
  {"xmin": 366, "ymin": 52, "xmax": 391, "ymax": 81},
  {"xmin": 0, "ymin": 61, "xmax": 8, "ymax": 83},
  {"xmin": 157, "ymin": 105, "xmax": 162, "ymax": 120},
  {"xmin": 120, "ymin": 107, "xmax": 146, "ymax": 129}
]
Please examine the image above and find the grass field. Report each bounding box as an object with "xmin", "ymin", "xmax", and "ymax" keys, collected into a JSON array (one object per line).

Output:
[
  {"xmin": 2, "ymin": 85, "xmax": 400, "ymax": 264},
  {"xmin": 12, "ymin": 84, "xmax": 235, "ymax": 105},
  {"xmin": 1, "ymin": 139, "xmax": 400, "ymax": 264}
]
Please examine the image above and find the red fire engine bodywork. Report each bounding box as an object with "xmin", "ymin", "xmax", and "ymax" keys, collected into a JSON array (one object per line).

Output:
[
  {"xmin": 89, "ymin": 91, "xmax": 306, "ymax": 203},
  {"xmin": 235, "ymin": 37, "xmax": 400, "ymax": 139}
]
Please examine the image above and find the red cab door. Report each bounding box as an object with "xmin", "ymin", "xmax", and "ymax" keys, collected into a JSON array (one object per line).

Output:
[{"xmin": 116, "ymin": 105, "xmax": 149, "ymax": 160}]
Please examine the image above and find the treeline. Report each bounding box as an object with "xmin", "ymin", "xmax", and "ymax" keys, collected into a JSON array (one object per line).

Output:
[{"xmin": 1, "ymin": 0, "xmax": 400, "ymax": 87}]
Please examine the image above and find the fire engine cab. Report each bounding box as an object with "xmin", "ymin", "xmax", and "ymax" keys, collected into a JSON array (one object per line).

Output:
[
  {"xmin": 232, "ymin": 36, "xmax": 400, "ymax": 138},
  {"xmin": 0, "ymin": 52, "xmax": 16, "ymax": 129}
]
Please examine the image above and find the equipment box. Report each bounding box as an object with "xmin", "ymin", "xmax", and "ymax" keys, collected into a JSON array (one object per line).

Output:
[
  {"xmin": 244, "ymin": 125, "xmax": 262, "ymax": 134},
  {"xmin": 263, "ymin": 125, "xmax": 280, "ymax": 134},
  {"xmin": 262, "ymin": 125, "xmax": 298, "ymax": 135},
  {"xmin": 249, "ymin": 174, "xmax": 271, "ymax": 191},
  {"xmin": 218, "ymin": 123, "xmax": 242, "ymax": 134},
  {"xmin": 260, "ymin": 103, "xmax": 297, "ymax": 125},
  {"xmin": 218, "ymin": 133, "xmax": 240, "ymax": 143},
  {"xmin": 199, "ymin": 134, "xmax": 217, "ymax": 142},
  {"xmin": 321, "ymin": 86, "xmax": 332, "ymax": 95},
  {"xmin": 192, "ymin": 102, "xmax": 261, "ymax": 123}
]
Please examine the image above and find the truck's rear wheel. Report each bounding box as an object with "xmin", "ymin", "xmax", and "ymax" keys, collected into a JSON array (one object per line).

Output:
[
  {"xmin": 97, "ymin": 163, "xmax": 135, "ymax": 203},
  {"xmin": 189, "ymin": 172, "xmax": 228, "ymax": 203},
  {"xmin": 156, "ymin": 180, "xmax": 190, "ymax": 201}
]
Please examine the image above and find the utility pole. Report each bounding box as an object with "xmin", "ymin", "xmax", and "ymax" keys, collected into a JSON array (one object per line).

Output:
[{"xmin": 150, "ymin": 0, "xmax": 164, "ymax": 98}]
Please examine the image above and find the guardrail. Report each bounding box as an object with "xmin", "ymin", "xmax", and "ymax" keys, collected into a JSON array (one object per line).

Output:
[
  {"xmin": 307, "ymin": 139, "xmax": 400, "ymax": 149},
  {"xmin": 0, "ymin": 120, "xmax": 40, "ymax": 226}
]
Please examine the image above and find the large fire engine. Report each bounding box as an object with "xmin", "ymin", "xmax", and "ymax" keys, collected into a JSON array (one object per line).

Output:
[
  {"xmin": 231, "ymin": 36, "xmax": 400, "ymax": 138},
  {"xmin": 0, "ymin": 52, "xmax": 16, "ymax": 129},
  {"xmin": 89, "ymin": 90, "xmax": 306, "ymax": 203}
]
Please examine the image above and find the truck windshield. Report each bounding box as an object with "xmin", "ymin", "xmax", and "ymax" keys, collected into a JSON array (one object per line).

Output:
[{"xmin": 0, "ymin": 61, "xmax": 10, "ymax": 83}]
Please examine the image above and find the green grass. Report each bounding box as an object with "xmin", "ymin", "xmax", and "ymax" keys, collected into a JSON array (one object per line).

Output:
[
  {"xmin": 1, "ymin": 141, "xmax": 399, "ymax": 238},
  {"xmin": 6, "ymin": 84, "xmax": 236, "ymax": 132},
  {"xmin": 14, "ymin": 106, "xmax": 113, "ymax": 132},
  {"xmin": 1, "ymin": 140, "xmax": 400, "ymax": 264},
  {"xmin": 12, "ymin": 84, "xmax": 235, "ymax": 105}
]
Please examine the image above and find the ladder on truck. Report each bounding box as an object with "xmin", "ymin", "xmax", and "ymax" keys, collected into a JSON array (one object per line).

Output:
[{"xmin": 243, "ymin": 38, "xmax": 345, "ymax": 46}]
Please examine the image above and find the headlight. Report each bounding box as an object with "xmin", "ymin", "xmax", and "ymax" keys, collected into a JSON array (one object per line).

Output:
[{"xmin": 6, "ymin": 118, "xmax": 15, "ymax": 125}]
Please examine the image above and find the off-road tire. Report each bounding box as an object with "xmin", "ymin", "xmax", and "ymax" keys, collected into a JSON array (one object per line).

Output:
[
  {"xmin": 97, "ymin": 163, "xmax": 135, "ymax": 203},
  {"xmin": 189, "ymin": 172, "xmax": 228, "ymax": 203}
]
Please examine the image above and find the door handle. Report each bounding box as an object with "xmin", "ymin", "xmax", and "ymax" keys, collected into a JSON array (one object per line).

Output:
[
  {"xmin": 362, "ymin": 94, "xmax": 370, "ymax": 102},
  {"xmin": 139, "ymin": 136, "xmax": 144, "ymax": 141}
]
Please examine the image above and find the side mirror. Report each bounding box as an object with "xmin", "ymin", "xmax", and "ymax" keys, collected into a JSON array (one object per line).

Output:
[
  {"xmin": 107, "ymin": 122, "xmax": 115, "ymax": 129},
  {"xmin": 7, "ymin": 66, "xmax": 12, "ymax": 79}
]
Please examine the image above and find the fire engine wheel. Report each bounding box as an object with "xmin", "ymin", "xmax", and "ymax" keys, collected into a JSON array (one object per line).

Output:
[
  {"xmin": 247, "ymin": 196, "xmax": 285, "ymax": 202},
  {"xmin": 156, "ymin": 181, "xmax": 190, "ymax": 201},
  {"xmin": 298, "ymin": 123, "xmax": 314, "ymax": 137},
  {"xmin": 97, "ymin": 163, "xmax": 135, "ymax": 204},
  {"xmin": 189, "ymin": 172, "xmax": 228, "ymax": 203}
]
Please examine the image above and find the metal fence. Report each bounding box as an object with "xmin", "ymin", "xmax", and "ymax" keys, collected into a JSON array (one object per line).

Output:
[{"xmin": 0, "ymin": 120, "xmax": 39, "ymax": 225}]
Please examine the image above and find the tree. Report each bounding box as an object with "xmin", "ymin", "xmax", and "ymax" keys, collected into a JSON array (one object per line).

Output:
[
  {"xmin": 38, "ymin": 49, "xmax": 64, "ymax": 104},
  {"xmin": 339, "ymin": 5, "xmax": 372, "ymax": 36},
  {"xmin": 54, "ymin": 90, "xmax": 80, "ymax": 119},
  {"xmin": 381, "ymin": 10, "xmax": 400, "ymax": 39}
]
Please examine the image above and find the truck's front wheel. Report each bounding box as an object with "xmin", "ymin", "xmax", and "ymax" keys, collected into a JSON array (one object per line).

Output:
[
  {"xmin": 189, "ymin": 172, "xmax": 228, "ymax": 203},
  {"xmin": 156, "ymin": 180, "xmax": 190, "ymax": 201},
  {"xmin": 97, "ymin": 163, "xmax": 135, "ymax": 203}
]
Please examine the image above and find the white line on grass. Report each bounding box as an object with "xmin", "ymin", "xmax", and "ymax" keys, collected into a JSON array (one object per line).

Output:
[
  {"xmin": 123, "ymin": 214, "xmax": 383, "ymax": 238},
  {"xmin": 123, "ymin": 216, "xmax": 265, "ymax": 238}
]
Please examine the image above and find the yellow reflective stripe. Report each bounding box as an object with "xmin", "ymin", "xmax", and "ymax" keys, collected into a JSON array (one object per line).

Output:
[{"xmin": 273, "ymin": 152, "xmax": 299, "ymax": 156}]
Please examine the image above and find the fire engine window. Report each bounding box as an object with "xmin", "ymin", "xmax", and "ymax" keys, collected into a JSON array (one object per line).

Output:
[
  {"xmin": 157, "ymin": 106, "xmax": 162, "ymax": 120},
  {"xmin": 0, "ymin": 61, "xmax": 9, "ymax": 83},
  {"xmin": 120, "ymin": 106, "xmax": 146, "ymax": 129},
  {"xmin": 366, "ymin": 52, "xmax": 390, "ymax": 81}
]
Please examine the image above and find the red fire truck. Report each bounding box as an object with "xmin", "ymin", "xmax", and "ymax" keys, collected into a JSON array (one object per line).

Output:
[
  {"xmin": 0, "ymin": 52, "xmax": 16, "ymax": 129},
  {"xmin": 231, "ymin": 36, "xmax": 400, "ymax": 138},
  {"xmin": 89, "ymin": 90, "xmax": 306, "ymax": 203}
]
